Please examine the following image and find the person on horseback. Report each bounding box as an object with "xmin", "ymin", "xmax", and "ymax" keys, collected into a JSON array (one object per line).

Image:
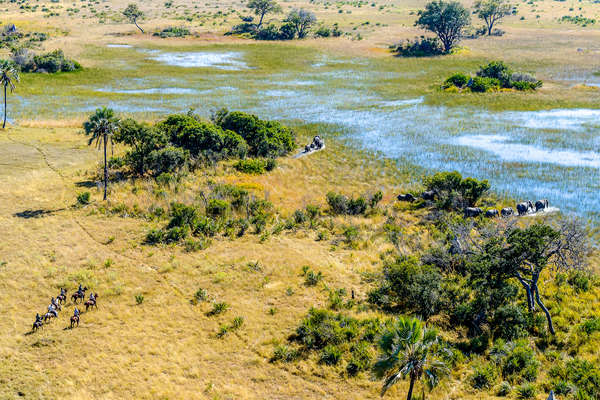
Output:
[
  {"xmin": 78, "ymin": 283, "xmax": 83, "ymax": 292},
  {"xmin": 74, "ymin": 307, "xmax": 80, "ymax": 318},
  {"xmin": 51, "ymin": 297, "xmax": 58, "ymax": 309},
  {"xmin": 89, "ymin": 292, "xmax": 95, "ymax": 303},
  {"xmin": 47, "ymin": 303, "xmax": 57, "ymax": 318},
  {"xmin": 60, "ymin": 288, "xmax": 66, "ymax": 297},
  {"xmin": 35, "ymin": 313, "xmax": 42, "ymax": 323}
]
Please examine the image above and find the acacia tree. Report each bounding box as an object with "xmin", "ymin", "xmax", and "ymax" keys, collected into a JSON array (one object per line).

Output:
[
  {"xmin": 373, "ymin": 317, "xmax": 449, "ymax": 400},
  {"xmin": 285, "ymin": 9, "xmax": 317, "ymax": 39},
  {"xmin": 474, "ymin": 0, "xmax": 512, "ymax": 35},
  {"xmin": 0, "ymin": 60, "xmax": 19, "ymax": 129},
  {"xmin": 247, "ymin": 0, "xmax": 281, "ymax": 29},
  {"xmin": 123, "ymin": 3, "xmax": 145, "ymax": 33},
  {"xmin": 415, "ymin": 0, "xmax": 470, "ymax": 53},
  {"xmin": 501, "ymin": 221, "xmax": 589, "ymax": 335},
  {"xmin": 83, "ymin": 108, "xmax": 120, "ymax": 200}
]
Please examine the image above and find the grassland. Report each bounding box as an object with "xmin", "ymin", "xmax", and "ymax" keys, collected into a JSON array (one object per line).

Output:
[{"xmin": 1, "ymin": 0, "xmax": 600, "ymax": 398}]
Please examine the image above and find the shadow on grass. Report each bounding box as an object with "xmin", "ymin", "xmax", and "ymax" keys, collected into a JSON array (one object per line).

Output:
[
  {"xmin": 75, "ymin": 180, "xmax": 98, "ymax": 188},
  {"xmin": 13, "ymin": 208, "xmax": 66, "ymax": 219}
]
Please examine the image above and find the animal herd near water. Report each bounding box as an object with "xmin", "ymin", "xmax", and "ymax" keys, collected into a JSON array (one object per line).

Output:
[
  {"xmin": 397, "ymin": 191, "xmax": 552, "ymax": 218},
  {"xmin": 31, "ymin": 285, "xmax": 98, "ymax": 333}
]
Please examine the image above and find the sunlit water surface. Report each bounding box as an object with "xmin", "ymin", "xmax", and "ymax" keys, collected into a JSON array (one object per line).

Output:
[{"xmin": 12, "ymin": 48, "xmax": 600, "ymax": 219}]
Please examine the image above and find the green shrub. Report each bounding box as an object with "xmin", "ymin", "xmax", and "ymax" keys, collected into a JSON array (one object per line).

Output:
[
  {"xmin": 580, "ymin": 317, "xmax": 600, "ymax": 335},
  {"xmin": 516, "ymin": 383, "xmax": 536, "ymax": 399},
  {"xmin": 153, "ymin": 26, "xmax": 191, "ymax": 38},
  {"xmin": 368, "ymin": 256, "xmax": 442, "ymax": 318},
  {"xmin": 234, "ymin": 158, "xmax": 267, "ymax": 174},
  {"xmin": 320, "ymin": 344, "xmax": 343, "ymax": 365},
  {"xmin": 470, "ymin": 76, "xmax": 500, "ymax": 92},
  {"xmin": 493, "ymin": 304, "xmax": 527, "ymax": 341},
  {"xmin": 496, "ymin": 381, "xmax": 512, "ymax": 396},
  {"xmin": 231, "ymin": 316, "xmax": 244, "ymax": 330},
  {"xmin": 272, "ymin": 345, "xmax": 299, "ymax": 362},
  {"xmin": 19, "ymin": 49, "xmax": 81, "ymax": 73},
  {"xmin": 304, "ymin": 270, "xmax": 323, "ymax": 286},
  {"xmin": 194, "ymin": 288, "xmax": 208, "ymax": 302},
  {"xmin": 346, "ymin": 341, "xmax": 372, "ymax": 375},
  {"xmin": 390, "ymin": 36, "xmax": 444, "ymax": 57},
  {"xmin": 567, "ymin": 270, "xmax": 592, "ymax": 292},
  {"xmin": 135, "ymin": 294, "xmax": 144, "ymax": 304},
  {"xmin": 145, "ymin": 229, "xmax": 165, "ymax": 244},
  {"xmin": 206, "ymin": 199, "xmax": 230, "ymax": 218},
  {"xmin": 444, "ymin": 73, "xmax": 469, "ymax": 88},
  {"xmin": 147, "ymin": 146, "xmax": 188, "ymax": 176},
  {"xmin": 477, "ymin": 61, "xmax": 512, "ymax": 87},
  {"xmin": 501, "ymin": 341, "xmax": 539, "ymax": 383},
  {"xmin": 76, "ymin": 191, "xmax": 91, "ymax": 205},
  {"xmin": 314, "ymin": 25, "xmax": 331, "ymax": 37},
  {"xmin": 215, "ymin": 110, "xmax": 295, "ymax": 158},
  {"xmin": 209, "ymin": 301, "xmax": 229, "ymax": 316},
  {"xmin": 471, "ymin": 363, "xmax": 497, "ymax": 389}
]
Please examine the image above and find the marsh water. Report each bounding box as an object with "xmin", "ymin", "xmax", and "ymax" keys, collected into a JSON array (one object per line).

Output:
[{"xmin": 13, "ymin": 45, "xmax": 600, "ymax": 219}]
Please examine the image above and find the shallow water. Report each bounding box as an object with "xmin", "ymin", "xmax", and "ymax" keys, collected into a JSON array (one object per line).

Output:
[{"xmin": 9, "ymin": 47, "xmax": 600, "ymax": 219}]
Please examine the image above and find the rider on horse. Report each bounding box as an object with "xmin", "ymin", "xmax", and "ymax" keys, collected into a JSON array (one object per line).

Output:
[
  {"xmin": 74, "ymin": 307, "xmax": 80, "ymax": 318},
  {"xmin": 35, "ymin": 313, "xmax": 42, "ymax": 323},
  {"xmin": 48, "ymin": 303, "xmax": 57, "ymax": 317},
  {"xmin": 89, "ymin": 293, "xmax": 95, "ymax": 303},
  {"xmin": 51, "ymin": 297, "xmax": 58, "ymax": 309},
  {"xmin": 60, "ymin": 288, "xmax": 66, "ymax": 297}
]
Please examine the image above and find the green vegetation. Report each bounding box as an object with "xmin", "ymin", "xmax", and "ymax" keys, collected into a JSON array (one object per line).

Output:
[
  {"xmin": 415, "ymin": 0, "xmax": 470, "ymax": 53},
  {"xmin": 153, "ymin": 26, "xmax": 191, "ymax": 38},
  {"xmin": 473, "ymin": 0, "xmax": 513, "ymax": 35},
  {"xmin": 12, "ymin": 49, "xmax": 82, "ymax": 73},
  {"xmin": 123, "ymin": 3, "xmax": 145, "ymax": 33},
  {"xmin": 443, "ymin": 61, "xmax": 542, "ymax": 92},
  {"xmin": 0, "ymin": 60, "xmax": 18, "ymax": 129}
]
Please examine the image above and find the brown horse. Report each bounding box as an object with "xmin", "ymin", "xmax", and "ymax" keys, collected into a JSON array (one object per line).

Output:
[
  {"xmin": 85, "ymin": 294, "xmax": 98, "ymax": 312},
  {"xmin": 70, "ymin": 315, "xmax": 79, "ymax": 328},
  {"xmin": 32, "ymin": 320, "xmax": 43, "ymax": 332},
  {"xmin": 43, "ymin": 311, "xmax": 57, "ymax": 322},
  {"xmin": 57, "ymin": 289, "xmax": 67, "ymax": 304},
  {"xmin": 71, "ymin": 287, "xmax": 87, "ymax": 304}
]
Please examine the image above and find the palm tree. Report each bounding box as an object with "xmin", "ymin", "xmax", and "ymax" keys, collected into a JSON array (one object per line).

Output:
[
  {"xmin": 373, "ymin": 317, "xmax": 449, "ymax": 400},
  {"xmin": 83, "ymin": 107, "xmax": 119, "ymax": 200},
  {"xmin": 0, "ymin": 60, "xmax": 19, "ymax": 129}
]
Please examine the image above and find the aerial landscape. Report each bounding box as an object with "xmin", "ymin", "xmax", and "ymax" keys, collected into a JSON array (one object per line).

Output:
[{"xmin": 1, "ymin": 0, "xmax": 600, "ymax": 398}]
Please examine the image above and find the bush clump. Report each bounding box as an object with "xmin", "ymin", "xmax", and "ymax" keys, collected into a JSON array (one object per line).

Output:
[
  {"xmin": 390, "ymin": 36, "xmax": 444, "ymax": 57},
  {"xmin": 153, "ymin": 26, "xmax": 191, "ymax": 38},
  {"xmin": 14, "ymin": 49, "xmax": 81, "ymax": 73},
  {"xmin": 443, "ymin": 61, "xmax": 542, "ymax": 92}
]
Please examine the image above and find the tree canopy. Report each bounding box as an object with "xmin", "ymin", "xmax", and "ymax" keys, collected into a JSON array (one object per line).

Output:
[
  {"xmin": 474, "ymin": 0, "xmax": 512, "ymax": 35},
  {"xmin": 247, "ymin": 0, "xmax": 282, "ymax": 28},
  {"xmin": 415, "ymin": 0, "xmax": 470, "ymax": 53}
]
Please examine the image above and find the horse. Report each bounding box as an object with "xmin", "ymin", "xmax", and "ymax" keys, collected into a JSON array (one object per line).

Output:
[
  {"xmin": 43, "ymin": 311, "xmax": 57, "ymax": 322},
  {"xmin": 71, "ymin": 287, "xmax": 88, "ymax": 304},
  {"xmin": 85, "ymin": 294, "xmax": 98, "ymax": 312},
  {"xmin": 57, "ymin": 289, "xmax": 67, "ymax": 304},
  {"xmin": 70, "ymin": 315, "xmax": 79, "ymax": 329},
  {"xmin": 32, "ymin": 320, "xmax": 43, "ymax": 332}
]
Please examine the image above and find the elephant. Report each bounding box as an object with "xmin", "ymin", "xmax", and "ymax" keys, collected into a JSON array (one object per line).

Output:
[
  {"xmin": 517, "ymin": 201, "xmax": 533, "ymax": 216},
  {"xmin": 535, "ymin": 199, "xmax": 549, "ymax": 212},
  {"xmin": 485, "ymin": 209, "xmax": 499, "ymax": 218},
  {"xmin": 501, "ymin": 207, "xmax": 515, "ymax": 217},
  {"xmin": 397, "ymin": 193, "xmax": 415, "ymax": 202},
  {"xmin": 465, "ymin": 207, "xmax": 483, "ymax": 217},
  {"xmin": 422, "ymin": 191, "xmax": 435, "ymax": 201}
]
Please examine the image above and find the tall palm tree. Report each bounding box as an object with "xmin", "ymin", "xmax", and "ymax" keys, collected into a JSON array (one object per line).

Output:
[
  {"xmin": 83, "ymin": 107, "xmax": 119, "ymax": 200},
  {"xmin": 0, "ymin": 60, "xmax": 19, "ymax": 129},
  {"xmin": 373, "ymin": 317, "xmax": 449, "ymax": 400}
]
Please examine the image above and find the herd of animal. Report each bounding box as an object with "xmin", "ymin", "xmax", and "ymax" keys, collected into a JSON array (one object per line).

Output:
[
  {"xmin": 397, "ymin": 191, "xmax": 551, "ymax": 218},
  {"xmin": 31, "ymin": 285, "xmax": 98, "ymax": 332}
]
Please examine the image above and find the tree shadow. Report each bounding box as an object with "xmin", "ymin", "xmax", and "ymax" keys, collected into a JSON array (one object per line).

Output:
[
  {"xmin": 75, "ymin": 180, "xmax": 97, "ymax": 188},
  {"xmin": 13, "ymin": 208, "xmax": 64, "ymax": 219}
]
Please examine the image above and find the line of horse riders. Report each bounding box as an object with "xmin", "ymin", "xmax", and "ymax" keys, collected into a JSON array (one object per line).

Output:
[
  {"xmin": 32, "ymin": 285, "xmax": 99, "ymax": 332},
  {"xmin": 397, "ymin": 191, "xmax": 550, "ymax": 218}
]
